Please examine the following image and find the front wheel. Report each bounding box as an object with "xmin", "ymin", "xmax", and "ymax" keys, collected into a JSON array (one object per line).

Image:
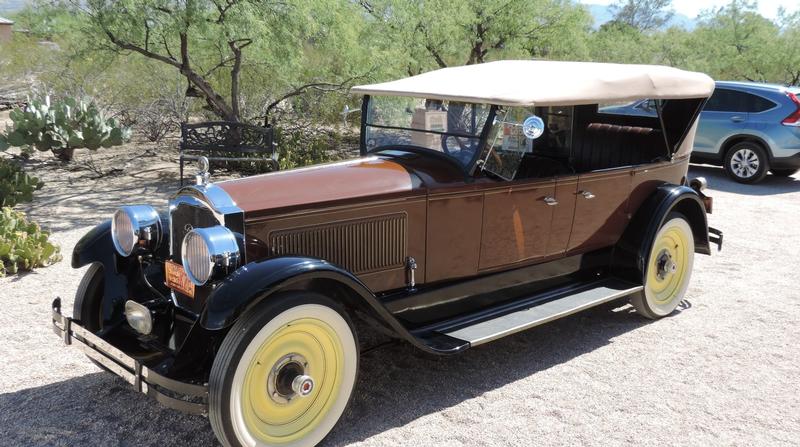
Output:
[
  {"xmin": 209, "ymin": 293, "xmax": 359, "ymax": 447},
  {"xmin": 724, "ymin": 142, "xmax": 769, "ymax": 183},
  {"xmin": 630, "ymin": 213, "xmax": 695, "ymax": 319}
]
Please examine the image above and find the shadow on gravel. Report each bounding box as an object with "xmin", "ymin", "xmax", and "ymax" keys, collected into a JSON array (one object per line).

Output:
[
  {"xmin": 1, "ymin": 301, "xmax": 665, "ymax": 446},
  {"xmin": 689, "ymin": 165, "xmax": 800, "ymax": 196},
  {"xmin": 0, "ymin": 372, "xmax": 217, "ymax": 447},
  {"xmin": 325, "ymin": 300, "xmax": 660, "ymax": 446}
]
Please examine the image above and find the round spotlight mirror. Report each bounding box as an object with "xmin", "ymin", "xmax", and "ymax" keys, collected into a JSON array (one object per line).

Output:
[{"xmin": 522, "ymin": 115, "xmax": 545, "ymax": 140}]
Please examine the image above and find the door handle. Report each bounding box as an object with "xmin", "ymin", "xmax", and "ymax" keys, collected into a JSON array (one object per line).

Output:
[
  {"xmin": 543, "ymin": 196, "xmax": 558, "ymax": 206},
  {"xmin": 580, "ymin": 190, "xmax": 596, "ymax": 199},
  {"xmin": 730, "ymin": 115, "xmax": 745, "ymax": 123}
]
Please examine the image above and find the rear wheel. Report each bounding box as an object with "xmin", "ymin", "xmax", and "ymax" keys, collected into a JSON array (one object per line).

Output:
[
  {"xmin": 631, "ymin": 213, "xmax": 695, "ymax": 319},
  {"xmin": 210, "ymin": 293, "xmax": 359, "ymax": 447},
  {"xmin": 724, "ymin": 142, "xmax": 769, "ymax": 183},
  {"xmin": 771, "ymin": 168, "xmax": 799, "ymax": 177}
]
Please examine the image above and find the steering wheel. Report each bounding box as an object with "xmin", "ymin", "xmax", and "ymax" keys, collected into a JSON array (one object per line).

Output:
[{"xmin": 440, "ymin": 134, "xmax": 465, "ymax": 155}]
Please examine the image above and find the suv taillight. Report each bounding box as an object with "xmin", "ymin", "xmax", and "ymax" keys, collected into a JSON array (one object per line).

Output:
[{"xmin": 782, "ymin": 92, "xmax": 800, "ymax": 127}]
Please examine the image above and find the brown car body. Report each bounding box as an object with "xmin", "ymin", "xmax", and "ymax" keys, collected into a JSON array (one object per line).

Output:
[{"xmin": 52, "ymin": 62, "xmax": 721, "ymax": 442}]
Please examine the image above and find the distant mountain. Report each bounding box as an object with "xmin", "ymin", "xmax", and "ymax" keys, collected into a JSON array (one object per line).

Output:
[
  {"xmin": 583, "ymin": 3, "xmax": 697, "ymax": 30},
  {"xmin": 0, "ymin": 0, "xmax": 29, "ymax": 15}
]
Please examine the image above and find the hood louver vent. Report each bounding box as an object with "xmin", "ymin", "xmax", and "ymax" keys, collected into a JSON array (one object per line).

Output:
[{"xmin": 269, "ymin": 214, "xmax": 407, "ymax": 274}]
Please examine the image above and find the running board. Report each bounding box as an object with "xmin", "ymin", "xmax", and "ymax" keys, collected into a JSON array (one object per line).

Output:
[{"xmin": 439, "ymin": 279, "xmax": 642, "ymax": 347}]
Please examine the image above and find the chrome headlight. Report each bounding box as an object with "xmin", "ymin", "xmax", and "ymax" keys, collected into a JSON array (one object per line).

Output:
[
  {"xmin": 181, "ymin": 226, "xmax": 240, "ymax": 286},
  {"xmin": 111, "ymin": 205, "xmax": 162, "ymax": 257}
]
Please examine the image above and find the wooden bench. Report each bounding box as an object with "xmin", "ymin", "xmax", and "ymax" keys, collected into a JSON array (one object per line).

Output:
[{"xmin": 179, "ymin": 121, "xmax": 278, "ymax": 185}]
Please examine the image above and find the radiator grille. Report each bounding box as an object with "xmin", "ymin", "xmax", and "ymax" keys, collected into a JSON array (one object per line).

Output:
[
  {"xmin": 269, "ymin": 214, "xmax": 407, "ymax": 274},
  {"xmin": 170, "ymin": 203, "xmax": 219, "ymax": 261}
]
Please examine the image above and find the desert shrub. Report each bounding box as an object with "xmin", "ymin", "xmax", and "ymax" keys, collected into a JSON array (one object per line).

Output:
[
  {"xmin": 0, "ymin": 96, "xmax": 132, "ymax": 161},
  {"xmin": 0, "ymin": 207, "xmax": 62, "ymax": 277},
  {"xmin": 275, "ymin": 127, "xmax": 359, "ymax": 170},
  {"xmin": 0, "ymin": 158, "xmax": 43, "ymax": 208}
]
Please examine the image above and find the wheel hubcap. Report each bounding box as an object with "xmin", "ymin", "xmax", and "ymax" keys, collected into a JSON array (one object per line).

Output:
[
  {"xmin": 267, "ymin": 353, "xmax": 314, "ymax": 404},
  {"xmin": 731, "ymin": 148, "xmax": 759, "ymax": 178},
  {"xmin": 647, "ymin": 226, "xmax": 690, "ymax": 304},
  {"xmin": 240, "ymin": 317, "xmax": 345, "ymax": 444}
]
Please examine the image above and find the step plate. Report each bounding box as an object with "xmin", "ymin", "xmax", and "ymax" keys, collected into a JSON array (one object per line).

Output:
[{"xmin": 442, "ymin": 280, "xmax": 643, "ymax": 346}]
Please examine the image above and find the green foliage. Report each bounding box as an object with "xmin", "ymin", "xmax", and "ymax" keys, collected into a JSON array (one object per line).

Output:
[
  {"xmin": 276, "ymin": 128, "xmax": 355, "ymax": 170},
  {"xmin": 0, "ymin": 207, "xmax": 62, "ymax": 277},
  {"xmin": 0, "ymin": 96, "xmax": 132, "ymax": 160},
  {"xmin": 0, "ymin": 159, "xmax": 43, "ymax": 208},
  {"xmin": 610, "ymin": 0, "xmax": 674, "ymax": 32}
]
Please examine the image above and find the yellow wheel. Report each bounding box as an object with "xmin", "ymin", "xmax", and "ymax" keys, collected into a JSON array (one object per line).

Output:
[
  {"xmin": 631, "ymin": 214, "xmax": 695, "ymax": 319},
  {"xmin": 210, "ymin": 293, "xmax": 358, "ymax": 447}
]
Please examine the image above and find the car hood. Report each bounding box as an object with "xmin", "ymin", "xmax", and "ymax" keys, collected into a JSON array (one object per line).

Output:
[{"xmin": 216, "ymin": 156, "xmax": 420, "ymax": 216}]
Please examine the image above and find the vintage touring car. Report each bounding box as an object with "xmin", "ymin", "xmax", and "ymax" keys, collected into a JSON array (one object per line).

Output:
[{"xmin": 52, "ymin": 60, "xmax": 722, "ymax": 446}]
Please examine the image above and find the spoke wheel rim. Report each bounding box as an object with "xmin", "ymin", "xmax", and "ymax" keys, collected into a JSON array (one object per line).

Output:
[{"xmin": 731, "ymin": 148, "xmax": 760, "ymax": 178}]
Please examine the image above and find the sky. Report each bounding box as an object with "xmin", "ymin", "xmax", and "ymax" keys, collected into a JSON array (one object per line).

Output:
[{"xmin": 578, "ymin": 0, "xmax": 799, "ymax": 20}]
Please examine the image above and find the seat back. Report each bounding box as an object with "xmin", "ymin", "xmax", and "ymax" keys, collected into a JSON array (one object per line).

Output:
[{"xmin": 572, "ymin": 123, "xmax": 665, "ymax": 172}]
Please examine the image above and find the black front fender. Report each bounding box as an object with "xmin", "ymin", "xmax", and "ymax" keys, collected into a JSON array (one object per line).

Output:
[
  {"xmin": 614, "ymin": 184, "xmax": 710, "ymax": 283},
  {"xmin": 200, "ymin": 256, "xmax": 427, "ymax": 349},
  {"xmin": 71, "ymin": 220, "xmax": 130, "ymax": 324}
]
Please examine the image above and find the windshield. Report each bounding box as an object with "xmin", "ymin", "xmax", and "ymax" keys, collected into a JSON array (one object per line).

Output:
[{"xmin": 364, "ymin": 96, "xmax": 492, "ymax": 167}]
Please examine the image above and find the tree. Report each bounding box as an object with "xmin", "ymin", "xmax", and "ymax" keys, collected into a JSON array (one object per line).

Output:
[
  {"xmin": 359, "ymin": 0, "xmax": 591, "ymax": 74},
  {"xmin": 63, "ymin": 0, "xmax": 369, "ymax": 123},
  {"xmin": 610, "ymin": 0, "xmax": 674, "ymax": 32},
  {"xmin": 692, "ymin": 0, "xmax": 782, "ymax": 83}
]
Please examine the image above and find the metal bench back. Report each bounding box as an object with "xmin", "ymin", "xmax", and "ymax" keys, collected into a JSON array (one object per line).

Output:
[{"xmin": 180, "ymin": 121, "xmax": 274, "ymax": 154}]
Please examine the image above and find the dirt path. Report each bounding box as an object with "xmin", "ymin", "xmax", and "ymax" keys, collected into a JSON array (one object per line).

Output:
[{"xmin": 1, "ymin": 155, "xmax": 799, "ymax": 446}]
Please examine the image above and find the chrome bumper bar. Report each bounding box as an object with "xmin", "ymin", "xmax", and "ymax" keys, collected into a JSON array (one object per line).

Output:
[{"xmin": 51, "ymin": 297, "xmax": 208, "ymax": 415}]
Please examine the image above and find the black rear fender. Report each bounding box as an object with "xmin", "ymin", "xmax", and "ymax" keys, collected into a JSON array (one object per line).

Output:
[{"xmin": 614, "ymin": 185, "xmax": 710, "ymax": 283}]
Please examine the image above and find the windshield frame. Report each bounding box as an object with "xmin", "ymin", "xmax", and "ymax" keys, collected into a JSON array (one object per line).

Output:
[{"xmin": 359, "ymin": 95, "xmax": 499, "ymax": 175}]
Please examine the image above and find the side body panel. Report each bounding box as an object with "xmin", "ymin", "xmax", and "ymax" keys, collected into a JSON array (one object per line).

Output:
[
  {"xmin": 244, "ymin": 197, "xmax": 427, "ymax": 292},
  {"xmin": 425, "ymin": 191, "xmax": 484, "ymax": 282},
  {"xmin": 567, "ymin": 169, "xmax": 632, "ymax": 253},
  {"xmin": 478, "ymin": 178, "xmax": 556, "ymax": 271}
]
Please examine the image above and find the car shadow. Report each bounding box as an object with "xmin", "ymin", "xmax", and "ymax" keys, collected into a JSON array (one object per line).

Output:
[
  {"xmin": 1, "ymin": 300, "xmax": 666, "ymax": 446},
  {"xmin": 689, "ymin": 164, "xmax": 800, "ymax": 196},
  {"xmin": 328, "ymin": 300, "xmax": 665, "ymax": 445}
]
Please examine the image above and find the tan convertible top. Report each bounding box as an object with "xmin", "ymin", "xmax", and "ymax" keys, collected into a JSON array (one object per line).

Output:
[{"xmin": 351, "ymin": 60, "xmax": 715, "ymax": 106}]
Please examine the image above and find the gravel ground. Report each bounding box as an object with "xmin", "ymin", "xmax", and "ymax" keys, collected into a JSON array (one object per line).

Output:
[{"xmin": 1, "ymin": 151, "xmax": 799, "ymax": 446}]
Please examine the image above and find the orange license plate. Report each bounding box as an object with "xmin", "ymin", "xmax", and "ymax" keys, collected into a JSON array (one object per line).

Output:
[{"xmin": 165, "ymin": 260, "xmax": 195, "ymax": 298}]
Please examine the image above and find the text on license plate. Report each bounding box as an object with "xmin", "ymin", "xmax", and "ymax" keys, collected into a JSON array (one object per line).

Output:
[{"xmin": 165, "ymin": 260, "xmax": 195, "ymax": 298}]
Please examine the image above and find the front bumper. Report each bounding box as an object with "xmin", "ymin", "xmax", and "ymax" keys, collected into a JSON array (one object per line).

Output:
[{"xmin": 51, "ymin": 297, "xmax": 209, "ymax": 415}]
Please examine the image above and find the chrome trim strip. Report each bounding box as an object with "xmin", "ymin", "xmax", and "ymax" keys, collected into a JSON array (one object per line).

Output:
[
  {"xmin": 169, "ymin": 182, "xmax": 245, "ymax": 260},
  {"xmin": 447, "ymin": 284, "xmax": 643, "ymax": 346},
  {"xmin": 172, "ymin": 183, "xmax": 242, "ymax": 216}
]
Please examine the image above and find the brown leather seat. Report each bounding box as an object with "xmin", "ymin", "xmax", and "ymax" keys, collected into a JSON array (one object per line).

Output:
[{"xmin": 573, "ymin": 123, "xmax": 666, "ymax": 172}]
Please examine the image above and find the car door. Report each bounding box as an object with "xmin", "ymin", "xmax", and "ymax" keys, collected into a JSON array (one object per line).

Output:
[
  {"xmin": 566, "ymin": 168, "xmax": 632, "ymax": 253},
  {"xmin": 478, "ymin": 177, "xmax": 557, "ymax": 271},
  {"xmin": 695, "ymin": 88, "xmax": 752, "ymax": 155}
]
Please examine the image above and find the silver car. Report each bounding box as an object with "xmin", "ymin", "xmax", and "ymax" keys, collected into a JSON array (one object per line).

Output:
[{"xmin": 693, "ymin": 81, "xmax": 800, "ymax": 183}]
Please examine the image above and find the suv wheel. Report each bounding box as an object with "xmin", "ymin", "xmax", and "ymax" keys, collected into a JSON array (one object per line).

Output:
[
  {"xmin": 724, "ymin": 142, "xmax": 769, "ymax": 183},
  {"xmin": 770, "ymin": 168, "xmax": 798, "ymax": 177}
]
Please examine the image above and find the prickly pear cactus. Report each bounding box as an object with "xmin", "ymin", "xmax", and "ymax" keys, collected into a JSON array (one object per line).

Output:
[
  {"xmin": 0, "ymin": 207, "xmax": 61, "ymax": 277},
  {"xmin": 0, "ymin": 158, "xmax": 43, "ymax": 208},
  {"xmin": 0, "ymin": 96, "xmax": 132, "ymax": 161}
]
